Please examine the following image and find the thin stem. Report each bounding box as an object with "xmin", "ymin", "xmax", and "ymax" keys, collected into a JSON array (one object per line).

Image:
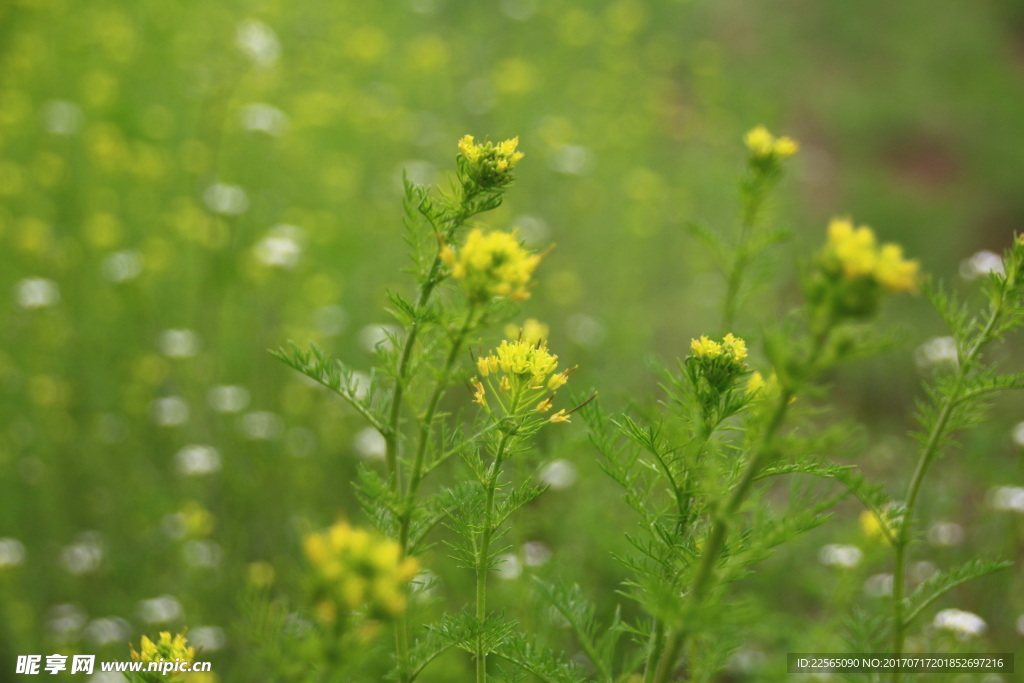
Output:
[
  {"xmin": 890, "ymin": 292, "xmax": 1005, "ymax": 683},
  {"xmin": 404, "ymin": 307, "xmax": 479, "ymax": 524},
  {"xmin": 721, "ymin": 174, "xmax": 775, "ymax": 333},
  {"xmin": 641, "ymin": 619, "xmax": 664, "ymax": 683},
  {"xmin": 652, "ymin": 390, "xmax": 792, "ymax": 683},
  {"xmin": 476, "ymin": 429, "xmax": 513, "ymax": 683}
]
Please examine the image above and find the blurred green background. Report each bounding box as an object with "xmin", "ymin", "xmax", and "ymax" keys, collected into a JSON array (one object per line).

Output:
[{"xmin": 1, "ymin": 0, "xmax": 1023, "ymax": 680}]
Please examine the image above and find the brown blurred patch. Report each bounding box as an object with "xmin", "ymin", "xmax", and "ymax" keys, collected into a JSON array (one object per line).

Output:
[{"xmin": 881, "ymin": 132, "xmax": 962, "ymax": 192}]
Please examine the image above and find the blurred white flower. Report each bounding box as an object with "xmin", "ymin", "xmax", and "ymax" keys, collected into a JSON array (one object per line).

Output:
[
  {"xmin": 522, "ymin": 541, "xmax": 552, "ymax": 567},
  {"xmin": 1017, "ymin": 613, "xmax": 1024, "ymax": 637},
  {"xmin": 0, "ymin": 537, "xmax": 26, "ymax": 568},
  {"xmin": 89, "ymin": 673, "xmax": 129, "ymax": 683},
  {"xmin": 462, "ymin": 78, "xmax": 496, "ymax": 115},
  {"xmin": 150, "ymin": 396, "xmax": 189, "ymax": 427},
  {"xmin": 203, "ymin": 182, "xmax": 248, "ymax": 215},
  {"xmin": 549, "ymin": 145, "xmax": 594, "ymax": 175},
  {"xmin": 396, "ymin": 159, "xmax": 437, "ymax": 189},
  {"xmin": 241, "ymin": 103, "xmax": 288, "ymax": 136},
  {"xmin": 539, "ymin": 459, "xmax": 577, "ymax": 490},
  {"xmin": 174, "ymin": 445, "xmax": 221, "ymax": 477},
  {"xmin": 183, "ymin": 540, "xmax": 222, "ymax": 569},
  {"xmin": 987, "ymin": 486, "xmax": 1024, "ymax": 513},
  {"xmin": 41, "ymin": 100, "xmax": 83, "ymax": 135},
  {"xmin": 914, "ymin": 336, "xmax": 958, "ymax": 370},
  {"xmin": 910, "ymin": 561, "xmax": 937, "ymax": 583},
  {"xmin": 959, "ymin": 250, "xmax": 1005, "ymax": 281},
  {"xmin": 47, "ymin": 603, "xmax": 87, "ymax": 637},
  {"xmin": 411, "ymin": 569, "xmax": 439, "ymax": 601},
  {"xmin": 495, "ymin": 553, "xmax": 522, "ymax": 580},
  {"xmin": 236, "ymin": 19, "xmax": 280, "ymax": 67},
  {"xmin": 313, "ymin": 305, "xmax": 348, "ymax": 336},
  {"xmin": 60, "ymin": 532, "xmax": 104, "ymax": 575},
  {"xmin": 254, "ymin": 224, "xmax": 303, "ymax": 269},
  {"xmin": 84, "ymin": 617, "xmax": 130, "ymax": 647},
  {"xmin": 208, "ymin": 385, "xmax": 250, "ymax": 413},
  {"xmin": 566, "ymin": 313, "xmax": 607, "ymax": 347},
  {"xmin": 353, "ymin": 427, "xmax": 386, "ymax": 461},
  {"xmin": 137, "ymin": 595, "xmax": 183, "ymax": 624},
  {"xmin": 240, "ymin": 411, "xmax": 283, "ymax": 440},
  {"xmin": 101, "ymin": 249, "xmax": 143, "ymax": 283},
  {"xmin": 358, "ymin": 324, "xmax": 401, "ymax": 353},
  {"xmin": 189, "ymin": 626, "xmax": 226, "ymax": 652},
  {"xmin": 15, "ymin": 277, "xmax": 60, "ymax": 309},
  {"xmin": 927, "ymin": 521, "xmax": 964, "ymax": 547},
  {"xmin": 513, "ymin": 214, "xmax": 550, "ymax": 246},
  {"xmin": 159, "ymin": 329, "xmax": 200, "ymax": 359},
  {"xmin": 1012, "ymin": 422, "xmax": 1024, "ymax": 448},
  {"xmin": 818, "ymin": 544, "xmax": 863, "ymax": 569},
  {"xmin": 500, "ymin": 0, "xmax": 538, "ymax": 20},
  {"xmin": 285, "ymin": 427, "xmax": 317, "ymax": 457},
  {"xmin": 161, "ymin": 512, "xmax": 187, "ymax": 541},
  {"xmin": 863, "ymin": 573, "xmax": 894, "ymax": 597},
  {"xmin": 934, "ymin": 608, "xmax": 986, "ymax": 639}
]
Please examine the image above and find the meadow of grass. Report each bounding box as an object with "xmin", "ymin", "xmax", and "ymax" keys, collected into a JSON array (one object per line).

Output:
[{"xmin": 1, "ymin": 1, "xmax": 1023, "ymax": 681}]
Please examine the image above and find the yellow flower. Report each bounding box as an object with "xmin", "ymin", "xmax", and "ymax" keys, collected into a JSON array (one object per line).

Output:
[
  {"xmin": 457, "ymin": 135, "xmax": 524, "ymax": 187},
  {"xmin": 445, "ymin": 228, "xmax": 542, "ymax": 302},
  {"xmin": 690, "ymin": 334, "xmax": 747, "ymax": 366},
  {"xmin": 875, "ymin": 243, "xmax": 920, "ymax": 293},
  {"xmin": 303, "ymin": 521, "xmax": 419, "ymax": 620},
  {"xmin": 472, "ymin": 378, "xmax": 487, "ymax": 406},
  {"xmin": 473, "ymin": 338, "xmax": 575, "ymax": 423},
  {"xmin": 549, "ymin": 409, "xmax": 571, "ymax": 423},
  {"xmin": 722, "ymin": 333, "xmax": 747, "ymax": 363},
  {"xmin": 131, "ymin": 631, "xmax": 195, "ymax": 665},
  {"xmin": 744, "ymin": 126, "xmax": 774, "ymax": 157},
  {"xmin": 824, "ymin": 217, "xmax": 919, "ymax": 292},
  {"xmin": 744, "ymin": 126, "xmax": 799, "ymax": 160},
  {"xmin": 690, "ymin": 335, "xmax": 723, "ymax": 359}
]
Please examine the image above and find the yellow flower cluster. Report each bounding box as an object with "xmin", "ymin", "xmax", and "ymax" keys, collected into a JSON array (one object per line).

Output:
[
  {"xmin": 690, "ymin": 333, "xmax": 747, "ymax": 365},
  {"xmin": 303, "ymin": 521, "xmax": 420, "ymax": 620},
  {"xmin": 826, "ymin": 218, "xmax": 920, "ymax": 293},
  {"xmin": 744, "ymin": 126, "xmax": 799, "ymax": 160},
  {"xmin": 474, "ymin": 338, "xmax": 574, "ymax": 423},
  {"xmin": 457, "ymin": 135, "xmax": 524, "ymax": 187},
  {"xmin": 130, "ymin": 631, "xmax": 195, "ymax": 665},
  {"xmin": 441, "ymin": 228, "xmax": 542, "ymax": 303}
]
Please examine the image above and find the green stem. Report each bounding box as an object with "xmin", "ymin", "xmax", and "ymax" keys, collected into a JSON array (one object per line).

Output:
[
  {"xmin": 890, "ymin": 292, "xmax": 1004, "ymax": 683},
  {"xmin": 403, "ymin": 307, "xmax": 479, "ymax": 536},
  {"xmin": 641, "ymin": 619, "xmax": 664, "ymax": 683},
  {"xmin": 476, "ymin": 430, "xmax": 513, "ymax": 683},
  {"xmin": 652, "ymin": 390, "xmax": 792, "ymax": 683},
  {"xmin": 721, "ymin": 174, "xmax": 774, "ymax": 333}
]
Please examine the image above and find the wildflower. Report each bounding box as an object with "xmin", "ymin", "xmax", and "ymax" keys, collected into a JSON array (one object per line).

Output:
[
  {"xmin": 687, "ymin": 333, "xmax": 749, "ymax": 393},
  {"xmin": 472, "ymin": 338, "xmax": 578, "ymax": 424},
  {"xmin": 442, "ymin": 228, "xmax": 543, "ymax": 303},
  {"xmin": 130, "ymin": 631, "xmax": 196, "ymax": 677},
  {"xmin": 744, "ymin": 125, "xmax": 799, "ymax": 161},
  {"xmin": 823, "ymin": 217, "xmax": 920, "ymax": 293},
  {"xmin": 303, "ymin": 521, "xmax": 419, "ymax": 621},
  {"xmin": 690, "ymin": 336, "xmax": 723, "ymax": 359},
  {"xmin": 934, "ymin": 608, "xmax": 986, "ymax": 639},
  {"xmin": 457, "ymin": 134, "xmax": 524, "ymax": 188}
]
